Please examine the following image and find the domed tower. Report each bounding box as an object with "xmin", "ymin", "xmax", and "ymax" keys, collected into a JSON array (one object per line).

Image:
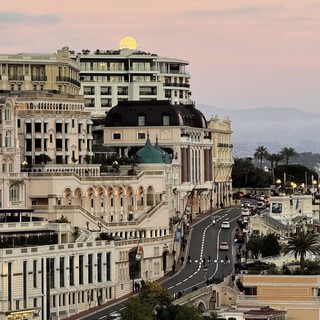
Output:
[{"xmin": 136, "ymin": 134, "xmax": 166, "ymax": 164}]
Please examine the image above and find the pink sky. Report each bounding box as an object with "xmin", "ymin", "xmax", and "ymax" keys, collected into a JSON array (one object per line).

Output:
[{"xmin": 1, "ymin": 0, "xmax": 320, "ymax": 113}]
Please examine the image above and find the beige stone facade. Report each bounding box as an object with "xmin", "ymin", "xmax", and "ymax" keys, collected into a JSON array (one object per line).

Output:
[
  {"xmin": 208, "ymin": 115, "xmax": 234, "ymax": 209},
  {"xmin": 237, "ymin": 274, "xmax": 320, "ymax": 320},
  {"xmin": 0, "ymin": 47, "xmax": 80, "ymax": 95}
]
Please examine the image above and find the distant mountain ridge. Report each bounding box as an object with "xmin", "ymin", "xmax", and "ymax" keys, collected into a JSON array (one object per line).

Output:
[{"xmin": 197, "ymin": 104, "xmax": 320, "ymax": 156}]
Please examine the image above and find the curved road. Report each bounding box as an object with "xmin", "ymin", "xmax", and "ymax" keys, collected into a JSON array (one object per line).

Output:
[
  {"xmin": 80, "ymin": 206, "xmax": 242, "ymax": 319},
  {"xmin": 163, "ymin": 207, "xmax": 241, "ymax": 295}
]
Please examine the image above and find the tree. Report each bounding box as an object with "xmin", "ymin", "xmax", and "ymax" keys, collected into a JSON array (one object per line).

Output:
[
  {"xmin": 266, "ymin": 153, "xmax": 284, "ymax": 183},
  {"xmin": 157, "ymin": 304, "xmax": 202, "ymax": 320},
  {"xmin": 122, "ymin": 296, "xmax": 153, "ymax": 320},
  {"xmin": 260, "ymin": 234, "xmax": 281, "ymax": 257},
  {"xmin": 138, "ymin": 281, "xmax": 172, "ymax": 310},
  {"xmin": 254, "ymin": 146, "xmax": 268, "ymax": 170},
  {"xmin": 246, "ymin": 237, "xmax": 263, "ymax": 259},
  {"xmin": 232, "ymin": 158, "xmax": 256, "ymax": 188},
  {"xmin": 39, "ymin": 153, "xmax": 52, "ymax": 164},
  {"xmin": 283, "ymin": 230, "xmax": 320, "ymax": 273},
  {"xmin": 280, "ymin": 147, "xmax": 298, "ymax": 165},
  {"xmin": 123, "ymin": 281, "xmax": 202, "ymax": 320}
]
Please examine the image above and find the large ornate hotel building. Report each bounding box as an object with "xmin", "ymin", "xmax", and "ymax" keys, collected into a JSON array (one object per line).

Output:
[{"xmin": 0, "ymin": 44, "xmax": 233, "ymax": 320}]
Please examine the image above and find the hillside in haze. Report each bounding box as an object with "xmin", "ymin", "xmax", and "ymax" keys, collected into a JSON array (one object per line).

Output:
[{"xmin": 198, "ymin": 104, "xmax": 320, "ymax": 157}]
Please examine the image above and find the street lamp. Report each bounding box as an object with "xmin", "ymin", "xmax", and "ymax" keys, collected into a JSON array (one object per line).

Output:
[
  {"xmin": 276, "ymin": 179, "xmax": 282, "ymax": 194},
  {"xmin": 312, "ymin": 180, "xmax": 317, "ymax": 200}
]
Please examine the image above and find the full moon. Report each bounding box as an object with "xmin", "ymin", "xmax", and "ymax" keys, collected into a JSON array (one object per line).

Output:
[{"xmin": 119, "ymin": 36, "xmax": 138, "ymax": 50}]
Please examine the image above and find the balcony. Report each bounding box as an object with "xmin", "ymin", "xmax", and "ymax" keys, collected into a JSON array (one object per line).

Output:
[
  {"xmin": 31, "ymin": 75, "xmax": 47, "ymax": 82},
  {"xmin": 56, "ymin": 76, "xmax": 80, "ymax": 87},
  {"xmin": 8, "ymin": 75, "xmax": 25, "ymax": 81}
]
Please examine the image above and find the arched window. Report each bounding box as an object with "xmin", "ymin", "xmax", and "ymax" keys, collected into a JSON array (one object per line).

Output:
[
  {"xmin": 5, "ymin": 131, "xmax": 12, "ymax": 147},
  {"xmin": 5, "ymin": 107, "xmax": 12, "ymax": 121},
  {"xmin": 10, "ymin": 184, "xmax": 20, "ymax": 202}
]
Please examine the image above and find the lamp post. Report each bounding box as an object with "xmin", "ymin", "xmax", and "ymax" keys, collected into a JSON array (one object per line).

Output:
[
  {"xmin": 276, "ymin": 179, "xmax": 281, "ymax": 194},
  {"xmin": 312, "ymin": 180, "xmax": 317, "ymax": 201}
]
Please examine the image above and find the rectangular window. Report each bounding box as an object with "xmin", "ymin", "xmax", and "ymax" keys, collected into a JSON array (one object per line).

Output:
[
  {"xmin": 55, "ymin": 123, "xmax": 62, "ymax": 133},
  {"xmin": 33, "ymin": 260, "xmax": 37, "ymax": 288},
  {"xmin": 138, "ymin": 115, "xmax": 145, "ymax": 126},
  {"xmin": 49, "ymin": 258, "xmax": 55, "ymax": 289},
  {"xmin": 138, "ymin": 132, "xmax": 145, "ymax": 139},
  {"xmin": 23, "ymin": 261, "xmax": 27, "ymax": 308},
  {"xmin": 60, "ymin": 257, "xmax": 65, "ymax": 287},
  {"xmin": 162, "ymin": 115, "xmax": 170, "ymax": 126},
  {"xmin": 106, "ymin": 252, "xmax": 111, "ymax": 281},
  {"xmin": 97, "ymin": 253, "xmax": 102, "ymax": 282},
  {"xmin": 117, "ymin": 87, "xmax": 128, "ymax": 95},
  {"xmin": 113, "ymin": 133, "xmax": 121, "ymax": 140},
  {"xmin": 69, "ymin": 256, "xmax": 74, "ymax": 286},
  {"xmin": 79, "ymin": 255, "xmax": 84, "ymax": 285},
  {"xmin": 88, "ymin": 254, "xmax": 93, "ymax": 284}
]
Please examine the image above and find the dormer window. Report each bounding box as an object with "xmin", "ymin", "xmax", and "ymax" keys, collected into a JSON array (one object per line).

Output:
[
  {"xmin": 162, "ymin": 114, "xmax": 170, "ymax": 126},
  {"xmin": 138, "ymin": 115, "xmax": 145, "ymax": 126}
]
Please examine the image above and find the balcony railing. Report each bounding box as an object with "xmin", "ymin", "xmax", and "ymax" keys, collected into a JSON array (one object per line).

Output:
[
  {"xmin": 31, "ymin": 75, "xmax": 47, "ymax": 82},
  {"xmin": 8, "ymin": 75, "xmax": 25, "ymax": 81}
]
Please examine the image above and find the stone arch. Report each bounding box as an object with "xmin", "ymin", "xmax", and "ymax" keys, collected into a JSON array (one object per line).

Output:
[
  {"xmin": 62, "ymin": 187, "xmax": 72, "ymax": 205},
  {"xmin": 136, "ymin": 186, "xmax": 144, "ymax": 209},
  {"xmin": 197, "ymin": 301, "xmax": 206, "ymax": 313},
  {"xmin": 73, "ymin": 187, "xmax": 83, "ymax": 206},
  {"xmin": 162, "ymin": 250, "xmax": 169, "ymax": 272},
  {"xmin": 96, "ymin": 186, "xmax": 105, "ymax": 217},
  {"xmin": 85, "ymin": 187, "xmax": 95, "ymax": 213},
  {"xmin": 124, "ymin": 186, "xmax": 134, "ymax": 219},
  {"xmin": 146, "ymin": 186, "xmax": 155, "ymax": 206},
  {"xmin": 129, "ymin": 246, "xmax": 142, "ymax": 281}
]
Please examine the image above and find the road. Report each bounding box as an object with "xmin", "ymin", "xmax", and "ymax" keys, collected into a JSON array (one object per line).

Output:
[
  {"xmin": 79, "ymin": 207, "xmax": 242, "ymax": 319},
  {"xmin": 163, "ymin": 207, "xmax": 241, "ymax": 296}
]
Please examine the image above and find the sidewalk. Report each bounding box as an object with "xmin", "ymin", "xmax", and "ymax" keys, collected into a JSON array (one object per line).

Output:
[{"xmin": 64, "ymin": 209, "xmax": 219, "ymax": 320}]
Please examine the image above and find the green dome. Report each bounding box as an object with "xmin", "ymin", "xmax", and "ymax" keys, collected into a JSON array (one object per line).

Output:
[
  {"xmin": 136, "ymin": 135, "xmax": 165, "ymax": 164},
  {"xmin": 154, "ymin": 137, "xmax": 172, "ymax": 164}
]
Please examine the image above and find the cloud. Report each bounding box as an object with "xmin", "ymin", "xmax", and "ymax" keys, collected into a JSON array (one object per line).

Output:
[
  {"xmin": 184, "ymin": 5, "xmax": 281, "ymax": 18},
  {"xmin": 0, "ymin": 11, "xmax": 61, "ymax": 25}
]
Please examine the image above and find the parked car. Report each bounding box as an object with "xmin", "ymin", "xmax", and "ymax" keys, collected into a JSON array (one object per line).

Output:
[
  {"xmin": 219, "ymin": 241, "xmax": 229, "ymax": 251},
  {"xmin": 221, "ymin": 221, "xmax": 230, "ymax": 229}
]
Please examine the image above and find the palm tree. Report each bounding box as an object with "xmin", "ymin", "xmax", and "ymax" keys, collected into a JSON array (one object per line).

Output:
[
  {"xmin": 280, "ymin": 147, "xmax": 298, "ymax": 165},
  {"xmin": 254, "ymin": 146, "xmax": 268, "ymax": 170},
  {"xmin": 266, "ymin": 153, "xmax": 284, "ymax": 183},
  {"xmin": 283, "ymin": 230, "xmax": 320, "ymax": 273}
]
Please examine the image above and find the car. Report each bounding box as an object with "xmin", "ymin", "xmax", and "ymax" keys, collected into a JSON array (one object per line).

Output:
[
  {"xmin": 219, "ymin": 241, "xmax": 229, "ymax": 251},
  {"xmin": 241, "ymin": 201, "xmax": 251, "ymax": 207},
  {"xmin": 107, "ymin": 312, "xmax": 122, "ymax": 320},
  {"xmin": 256, "ymin": 201, "xmax": 266, "ymax": 209},
  {"xmin": 221, "ymin": 221, "xmax": 230, "ymax": 229},
  {"xmin": 241, "ymin": 208, "xmax": 250, "ymax": 216}
]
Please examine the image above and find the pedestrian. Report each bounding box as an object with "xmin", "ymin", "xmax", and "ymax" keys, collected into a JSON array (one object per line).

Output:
[
  {"xmin": 208, "ymin": 255, "xmax": 212, "ymax": 263},
  {"xmin": 172, "ymin": 264, "xmax": 176, "ymax": 274},
  {"xmin": 180, "ymin": 256, "xmax": 185, "ymax": 265},
  {"xmin": 187, "ymin": 255, "xmax": 192, "ymax": 264},
  {"xmin": 202, "ymin": 257, "xmax": 206, "ymax": 265}
]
